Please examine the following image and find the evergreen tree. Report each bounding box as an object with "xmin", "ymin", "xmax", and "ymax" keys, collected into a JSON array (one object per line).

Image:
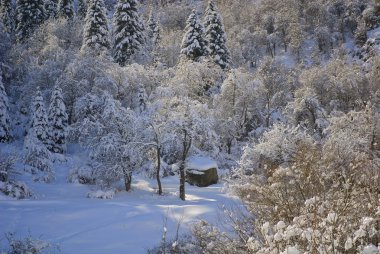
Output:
[
  {"xmin": 180, "ymin": 10, "xmax": 208, "ymax": 61},
  {"xmin": 30, "ymin": 88, "xmax": 49, "ymax": 146},
  {"xmin": 0, "ymin": 72, "xmax": 11, "ymax": 142},
  {"xmin": 0, "ymin": 0, "xmax": 15, "ymax": 34},
  {"xmin": 15, "ymin": 0, "xmax": 45, "ymax": 42},
  {"xmin": 112, "ymin": 0, "xmax": 145, "ymax": 66},
  {"xmin": 203, "ymin": 0, "xmax": 231, "ymax": 69},
  {"xmin": 147, "ymin": 8, "xmax": 161, "ymax": 47},
  {"xmin": 45, "ymin": 0, "xmax": 58, "ymax": 19},
  {"xmin": 77, "ymin": 0, "xmax": 87, "ymax": 19},
  {"xmin": 58, "ymin": 0, "xmax": 74, "ymax": 19},
  {"xmin": 48, "ymin": 86, "xmax": 68, "ymax": 154},
  {"xmin": 82, "ymin": 0, "xmax": 109, "ymax": 52}
]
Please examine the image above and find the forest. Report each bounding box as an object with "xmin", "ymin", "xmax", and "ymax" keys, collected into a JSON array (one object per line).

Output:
[{"xmin": 0, "ymin": 0, "xmax": 380, "ymax": 253}]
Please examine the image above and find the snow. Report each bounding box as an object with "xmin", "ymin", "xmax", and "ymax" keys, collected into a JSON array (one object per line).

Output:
[
  {"xmin": 0, "ymin": 146, "xmax": 236, "ymax": 253},
  {"xmin": 186, "ymin": 156, "xmax": 218, "ymax": 171}
]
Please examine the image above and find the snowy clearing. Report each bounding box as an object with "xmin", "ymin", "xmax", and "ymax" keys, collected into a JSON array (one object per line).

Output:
[{"xmin": 0, "ymin": 154, "xmax": 237, "ymax": 254}]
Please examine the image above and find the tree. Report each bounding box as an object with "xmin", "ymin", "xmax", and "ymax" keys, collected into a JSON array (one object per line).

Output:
[
  {"xmin": 179, "ymin": 129, "xmax": 191, "ymax": 201},
  {"xmin": 72, "ymin": 93, "xmax": 143, "ymax": 191},
  {"xmin": 180, "ymin": 10, "xmax": 208, "ymax": 61},
  {"xmin": 58, "ymin": 0, "xmax": 74, "ymax": 19},
  {"xmin": 77, "ymin": 0, "xmax": 87, "ymax": 19},
  {"xmin": 112, "ymin": 0, "xmax": 145, "ymax": 66},
  {"xmin": 0, "ymin": 0, "xmax": 15, "ymax": 33},
  {"xmin": 45, "ymin": 0, "xmax": 58, "ymax": 19},
  {"xmin": 203, "ymin": 0, "xmax": 231, "ymax": 69},
  {"xmin": 15, "ymin": 0, "xmax": 46, "ymax": 41},
  {"xmin": 30, "ymin": 88, "xmax": 49, "ymax": 146},
  {"xmin": 48, "ymin": 86, "xmax": 68, "ymax": 154},
  {"xmin": 147, "ymin": 8, "xmax": 161, "ymax": 47},
  {"xmin": 82, "ymin": 0, "xmax": 109, "ymax": 52},
  {"xmin": 0, "ymin": 72, "xmax": 11, "ymax": 143}
]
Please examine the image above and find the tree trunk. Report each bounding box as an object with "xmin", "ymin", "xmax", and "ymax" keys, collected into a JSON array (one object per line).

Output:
[
  {"xmin": 124, "ymin": 172, "xmax": 132, "ymax": 192},
  {"xmin": 179, "ymin": 160, "xmax": 186, "ymax": 201},
  {"xmin": 179, "ymin": 129, "xmax": 192, "ymax": 201},
  {"xmin": 156, "ymin": 146, "xmax": 162, "ymax": 195}
]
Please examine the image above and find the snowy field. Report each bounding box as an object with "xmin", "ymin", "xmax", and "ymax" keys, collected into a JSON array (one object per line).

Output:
[{"xmin": 0, "ymin": 150, "xmax": 238, "ymax": 253}]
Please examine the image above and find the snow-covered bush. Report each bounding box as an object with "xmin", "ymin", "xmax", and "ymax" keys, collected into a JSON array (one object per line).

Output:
[
  {"xmin": 68, "ymin": 165, "xmax": 96, "ymax": 184},
  {"xmin": 0, "ymin": 152, "xmax": 31, "ymax": 199},
  {"xmin": 1, "ymin": 233, "xmax": 57, "ymax": 254},
  {"xmin": 86, "ymin": 189, "xmax": 115, "ymax": 199}
]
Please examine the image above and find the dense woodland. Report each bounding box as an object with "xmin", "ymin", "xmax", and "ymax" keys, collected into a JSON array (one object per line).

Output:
[{"xmin": 0, "ymin": 0, "xmax": 380, "ymax": 253}]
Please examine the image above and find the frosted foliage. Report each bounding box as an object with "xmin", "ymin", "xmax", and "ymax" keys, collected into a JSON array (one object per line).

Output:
[
  {"xmin": 203, "ymin": 0, "xmax": 231, "ymax": 69},
  {"xmin": 180, "ymin": 10, "xmax": 208, "ymax": 61},
  {"xmin": 0, "ymin": 0, "xmax": 15, "ymax": 33},
  {"xmin": 72, "ymin": 93, "xmax": 143, "ymax": 189},
  {"xmin": 48, "ymin": 86, "xmax": 68, "ymax": 154},
  {"xmin": 0, "ymin": 74, "xmax": 11, "ymax": 142},
  {"xmin": 147, "ymin": 9, "xmax": 161, "ymax": 47},
  {"xmin": 58, "ymin": 0, "xmax": 74, "ymax": 19},
  {"xmin": 78, "ymin": 0, "xmax": 87, "ymax": 19},
  {"xmin": 45, "ymin": 0, "xmax": 58, "ymax": 19},
  {"xmin": 230, "ymin": 107, "xmax": 380, "ymax": 253},
  {"xmin": 30, "ymin": 89, "xmax": 49, "ymax": 146},
  {"xmin": 112, "ymin": 0, "xmax": 145, "ymax": 66},
  {"xmin": 82, "ymin": 0, "xmax": 109, "ymax": 52},
  {"xmin": 24, "ymin": 132, "xmax": 53, "ymax": 184},
  {"xmin": 15, "ymin": 0, "xmax": 46, "ymax": 41}
]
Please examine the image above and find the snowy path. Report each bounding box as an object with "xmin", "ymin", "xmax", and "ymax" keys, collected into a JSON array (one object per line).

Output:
[{"xmin": 0, "ymin": 160, "xmax": 238, "ymax": 253}]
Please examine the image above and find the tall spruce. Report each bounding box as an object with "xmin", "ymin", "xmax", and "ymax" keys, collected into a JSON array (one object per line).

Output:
[
  {"xmin": 30, "ymin": 88, "xmax": 49, "ymax": 146},
  {"xmin": 203, "ymin": 0, "xmax": 231, "ymax": 69},
  {"xmin": 82, "ymin": 0, "xmax": 109, "ymax": 51},
  {"xmin": 180, "ymin": 9, "xmax": 208, "ymax": 61},
  {"xmin": 77, "ymin": 0, "xmax": 87, "ymax": 19},
  {"xmin": 0, "ymin": 71, "xmax": 11, "ymax": 142},
  {"xmin": 58, "ymin": 0, "xmax": 74, "ymax": 19},
  {"xmin": 147, "ymin": 8, "xmax": 160, "ymax": 47},
  {"xmin": 48, "ymin": 86, "xmax": 68, "ymax": 154},
  {"xmin": 0, "ymin": 0, "xmax": 15, "ymax": 33},
  {"xmin": 112, "ymin": 0, "xmax": 145, "ymax": 66},
  {"xmin": 45, "ymin": 0, "xmax": 58, "ymax": 19},
  {"xmin": 15, "ymin": 0, "xmax": 46, "ymax": 41}
]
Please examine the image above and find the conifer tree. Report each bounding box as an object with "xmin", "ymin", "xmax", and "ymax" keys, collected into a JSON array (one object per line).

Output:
[
  {"xmin": 77, "ymin": 0, "xmax": 87, "ymax": 19},
  {"xmin": 0, "ymin": 72, "xmax": 11, "ymax": 143},
  {"xmin": 15, "ymin": 0, "xmax": 46, "ymax": 42},
  {"xmin": 203, "ymin": 0, "xmax": 231, "ymax": 69},
  {"xmin": 112, "ymin": 0, "xmax": 145, "ymax": 66},
  {"xmin": 147, "ymin": 8, "xmax": 160, "ymax": 47},
  {"xmin": 58, "ymin": 0, "xmax": 74, "ymax": 19},
  {"xmin": 0, "ymin": 0, "xmax": 15, "ymax": 33},
  {"xmin": 180, "ymin": 10, "xmax": 208, "ymax": 61},
  {"xmin": 48, "ymin": 86, "xmax": 68, "ymax": 153},
  {"xmin": 82, "ymin": 0, "xmax": 109, "ymax": 51},
  {"xmin": 45, "ymin": 0, "xmax": 58, "ymax": 19},
  {"xmin": 30, "ymin": 88, "xmax": 49, "ymax": 146}
]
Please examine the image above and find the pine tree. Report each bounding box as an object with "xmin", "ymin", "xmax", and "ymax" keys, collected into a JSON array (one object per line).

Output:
[
  {"xmin": 203, "ymin": 0, "xmax": 231, "ymax": 69},
  {"xmin": 112, "ymin": 0, "xmax": 145, "ymax": 66},
  {"xmin": 77, "ymin": 0, "xmax": 87, "ymax": 19},
  {"xmin": 147, "ymin": 8, "xmax": 160, "ymax": 47},
  {"xmin": 180, "ymin": 10, "xmax": 208, "ymax": 61},
  {"xmin": 82, "ymin": 0, "xmax": 109, "ymax": 52},
  {"xmin": 58, "ymin": 0, "xmax": 74, "ymax": 19},
  {"xmin": 0, "ymin": 72, "xmax": 11, "ymax": 143},
  {"xmin": 48, "ymin": 86, "xmax": 68, "ymax": 154},
  {"xmin": 15, "ymin": 0, "xmax": 46, "ymax": 42},
  {"xmin": 0, "ymin": 0, "xmax": 15, "ymax": 34},
  {"xmin": 30, "ymin": 88, "xmax": 49, "ymax": 146},
  {"xmin": 45, "ymin": 0, "xmax": 58, "ymax": 19}
]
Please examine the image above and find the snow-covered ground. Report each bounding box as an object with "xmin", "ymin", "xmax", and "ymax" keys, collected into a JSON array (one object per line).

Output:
[{"xmin": 0, "ymin": 150, "xmax": 238, "ymax": 253}]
